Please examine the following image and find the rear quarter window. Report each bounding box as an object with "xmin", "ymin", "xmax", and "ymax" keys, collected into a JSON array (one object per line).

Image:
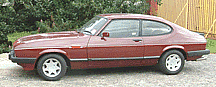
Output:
[{"xmin": 142, "ymin": 20, "xmax": 172, "ymax": 36}]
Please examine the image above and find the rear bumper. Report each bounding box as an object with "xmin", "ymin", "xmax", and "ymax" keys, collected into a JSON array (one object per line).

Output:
[
  {"xmin": 187, "ymin": 49, "xmax": 210, "ymax": 57},
  {"xmin": 9, "ymin": 49, "xmax": 36, "ymax": 64}
]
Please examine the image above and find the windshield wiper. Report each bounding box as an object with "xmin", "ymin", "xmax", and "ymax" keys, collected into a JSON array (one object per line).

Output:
[{"xmin": 83, "ymin": 30, "xmax": 92, "ymax": 35}]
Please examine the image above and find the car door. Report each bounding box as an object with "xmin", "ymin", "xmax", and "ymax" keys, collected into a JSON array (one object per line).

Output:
[
  {"xmin": 87, "ymin": 19, "xmax": 144, "ymax": 68},
  {"xmin": 141, "ymin": 20, "xmax": 173, "ymax": 57}
]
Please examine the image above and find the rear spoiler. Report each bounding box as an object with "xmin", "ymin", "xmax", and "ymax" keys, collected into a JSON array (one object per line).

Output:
[
  {"xmin": 194, "ymin": 32, "xmax": 205, "ymax": 37},
  {"xmin": 197, "ymin": 32, "xmax": 205, "ymax": 36}
]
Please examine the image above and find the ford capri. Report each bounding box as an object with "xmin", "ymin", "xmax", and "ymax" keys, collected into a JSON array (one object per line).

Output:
[{"xmin": 9, "ymin": 14, "xmax": 210, "ymax": 80}]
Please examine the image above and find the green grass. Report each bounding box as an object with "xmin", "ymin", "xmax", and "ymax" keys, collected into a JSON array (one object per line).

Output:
[
  {"xmin": 206, "ymin": 39, "xmax": 216, "ymax": 53},
  {"xmin": 7, "ymin": 31, "xmax": 33, "ymax": 44},
  {"xmin": 7, "ymin": 32, "xmax": 216, "ymax": 53}
]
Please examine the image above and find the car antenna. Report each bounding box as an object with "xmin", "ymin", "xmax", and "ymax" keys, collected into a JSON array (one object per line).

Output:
[{"xmin": 75, "ymin": 28, "xmax": 80, "ymax": 38}]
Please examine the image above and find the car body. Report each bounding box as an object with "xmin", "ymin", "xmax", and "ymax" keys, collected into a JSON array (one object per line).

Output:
[{"xmin": 9, "ymin": 14, "xmax": 210, "ymax": 80}]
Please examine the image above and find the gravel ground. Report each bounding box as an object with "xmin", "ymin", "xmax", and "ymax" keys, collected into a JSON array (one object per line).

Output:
[{"xmin": 0, "ymin": 53, "xmax": 215, "ymax": 87}]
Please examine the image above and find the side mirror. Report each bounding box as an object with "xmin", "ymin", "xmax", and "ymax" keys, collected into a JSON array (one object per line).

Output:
[
  {"xmin": 102, "ymin": 32, "xmax": 109, "ymax": 37},
  {"xmin": 101, "ymin": 32, "xmax": 109, "ymax": 41}
]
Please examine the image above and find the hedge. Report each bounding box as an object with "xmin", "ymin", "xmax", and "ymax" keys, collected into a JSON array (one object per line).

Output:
[{"xmin": 0, "ymin": 0, "xmax": 162, "ymax": 54}]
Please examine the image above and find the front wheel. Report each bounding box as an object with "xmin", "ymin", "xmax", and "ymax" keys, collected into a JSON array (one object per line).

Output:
[
  {"xmin": 37, "ymin": 54, "xmax": 67, "ymax": 81},
  {"xmin": 158, "ymin": 50, "xmax": 185, "ymax": 75}
]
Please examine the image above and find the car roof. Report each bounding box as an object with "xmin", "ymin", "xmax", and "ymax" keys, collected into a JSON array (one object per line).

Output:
[{"xmin": 98, "ymin": 13, "xmax": 165, "ymax": 21}]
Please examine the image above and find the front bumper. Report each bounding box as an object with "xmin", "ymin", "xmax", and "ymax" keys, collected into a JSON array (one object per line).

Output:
[
  {"xmin": 187, "ymin": 49, "xmax": 210, "ymax": 57},
  {"xmin": 9, "ymin": 49, "xmax": 36, "ymax": 64}
]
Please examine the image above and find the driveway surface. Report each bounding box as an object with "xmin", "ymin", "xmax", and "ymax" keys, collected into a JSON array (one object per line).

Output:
[{"xmin": 0, "ymin": 53, "xmax": 215, "ymax": 87}]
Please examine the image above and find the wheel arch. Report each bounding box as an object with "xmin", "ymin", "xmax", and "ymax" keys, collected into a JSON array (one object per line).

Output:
[
  {"xmin": 161, "ymin": 46, "xmax": 187, "ymax": 60},
  {"xmin": 35, "ymin": 52, "xmax": 71, "ymax": 69}
]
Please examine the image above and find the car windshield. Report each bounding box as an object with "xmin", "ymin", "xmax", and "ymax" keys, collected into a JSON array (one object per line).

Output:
[{"xmin": 78, "ymin": 16, "xmax": 108, "ymax": 35}]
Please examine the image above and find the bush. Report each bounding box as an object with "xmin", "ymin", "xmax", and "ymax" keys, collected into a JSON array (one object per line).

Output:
[
  {"xmin": 0, "ymin": 0, "xmax": 162, "ymax": 54},
  {"xmin": 0, "ymin": 43, "xmax": 11, "ymax": 54},
  {"xmin": 1, "ymin": 0, "xmax": 162, "ymax": 33},
  {"xmin": 0, "ymin": 6, "xmax": 15, "ymax": 53},
  {"xmin": 0, "ymin": 22, "xmax": 8, "ymax": 44},
  {"xmin": 0, "ymin": 21, "xmax": 12, "ymax": 54}
]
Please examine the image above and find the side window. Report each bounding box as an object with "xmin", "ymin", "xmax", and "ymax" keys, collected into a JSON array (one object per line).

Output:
[
  {"xmin": 101, "ymin": 20, "xmax": 139, "ymax": 38},
  {"xmin": 142, "ymin": 20, "xmax": 172, "ymax": 36}
]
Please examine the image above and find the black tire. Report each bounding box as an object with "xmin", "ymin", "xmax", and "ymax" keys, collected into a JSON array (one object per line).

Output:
[
  {"xmin": 37, "ymin": 54, "xmax": 67, "ymax": 81},
  {"xmin": 158, "ymin": 50, "xmax": 185, "ymax": 75}
]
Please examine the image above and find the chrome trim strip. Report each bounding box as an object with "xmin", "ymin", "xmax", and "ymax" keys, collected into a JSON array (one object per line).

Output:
[
  {"xmin": 88, "ymin": 43, "xmax": 206, "ymax": 47},
  {"xmin": 69, "ymin": 56, "xmax": 160, "ymax": 62},
  {"xmin": 70, "ymin": 58, "xmax": 88, "ymax": 61},
  {"xmin": 143, "ymin": 42, "xmax": 206, "ymax": 45},
  {"xmin": 88, "ymin": 44, "xmax": 139, "ymax": 47},
  {"xmin": 144, "ymin": 56, "xmax": 160, "ymax": 59},
  {"xmin": 89, "ymin": 57, "xmax": 144, "ymax": 61},
  {"xmin": 89, "ymin": 56, "xmax": 160, "ymax": 61}
]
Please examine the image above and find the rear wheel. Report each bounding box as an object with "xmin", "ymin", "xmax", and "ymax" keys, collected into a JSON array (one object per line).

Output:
[
  {"xmin": 158, "ymin": 50, "xmax": 185, "ymax": 75},
  {"xmin": 37, "ymin": 54, "xmax": 67, "ymax": 81}
]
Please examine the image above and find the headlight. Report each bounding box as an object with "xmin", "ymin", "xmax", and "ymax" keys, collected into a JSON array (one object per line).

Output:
[{"xmin": 10, "ymin": 48, "xmax": 16, "ymax": 57}]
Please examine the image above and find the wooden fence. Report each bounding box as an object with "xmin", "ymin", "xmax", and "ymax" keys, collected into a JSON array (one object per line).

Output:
[{"xmin": 157, "ymin": 0, "xmax": 216, "ymax": 39}]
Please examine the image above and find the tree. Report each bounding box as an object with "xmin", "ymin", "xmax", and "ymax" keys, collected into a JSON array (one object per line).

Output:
[{"xmin": 0, "ymin": 0, "xmax": 162, "ymax": 53}]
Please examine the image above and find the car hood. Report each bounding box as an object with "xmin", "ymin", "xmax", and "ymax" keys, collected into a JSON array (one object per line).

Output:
[
  {"xmin": 17, "ymin": 31, "xmax": 81, "ymax": 43},
  {"xmin": 13, "ymin": 31, "xmax": 90, "ymax": 48}
]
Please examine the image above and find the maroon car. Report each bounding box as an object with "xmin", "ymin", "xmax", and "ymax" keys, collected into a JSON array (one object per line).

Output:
[{"xmin": 9, "ymin": 14, "xmax": 210, "ymax": 80}]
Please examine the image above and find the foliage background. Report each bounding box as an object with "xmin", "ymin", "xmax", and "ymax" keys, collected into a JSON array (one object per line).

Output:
[{"xmin": 0, "ymin": 0, "xmax": 162, "ymax": 53}]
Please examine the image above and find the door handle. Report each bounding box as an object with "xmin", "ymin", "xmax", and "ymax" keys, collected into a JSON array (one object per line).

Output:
[{"xmin": 133, "ymin": 39, "xmax": 142, "ymax": 42}]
